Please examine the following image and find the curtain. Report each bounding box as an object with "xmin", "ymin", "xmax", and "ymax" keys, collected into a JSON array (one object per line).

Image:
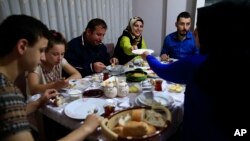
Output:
[{"xmin": 0, "ymin": 0, "xmax": 132, "ymax": 44}]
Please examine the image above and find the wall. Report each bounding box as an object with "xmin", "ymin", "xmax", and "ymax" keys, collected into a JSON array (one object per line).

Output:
[
  {"xmin": 133, "ymin": 0, "xmax": 204, "ymax": 56},
  {"xmin": 132, "ymin": 0, "xmax": 164, "ymax": 55}
]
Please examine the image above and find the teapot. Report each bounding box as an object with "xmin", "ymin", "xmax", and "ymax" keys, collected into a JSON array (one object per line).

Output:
[
  {"xmin": 117, "ymin": 80, "xmax": 129, "ymax": 97},
  {"xmin": 104, "ymin": 82, "xmax": 117, "ymax": 98}
]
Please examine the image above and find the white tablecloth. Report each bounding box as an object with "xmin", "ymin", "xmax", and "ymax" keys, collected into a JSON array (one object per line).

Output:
[{"xmin": 38, "ymin": 78, "xmax": 184, "ymax": 141}]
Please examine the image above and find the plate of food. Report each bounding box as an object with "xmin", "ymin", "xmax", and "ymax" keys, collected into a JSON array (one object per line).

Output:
[
  {"xmin": 125, "ymin": 69, "xmax": 147, "ymax": 82},
  {"xmin": 63, "ymin": 79, "xmax": 91, "ymax": 91},
  {"xmin": 137, "ymin": 91, "xmax": 174, "ymax": 107},
  {"xmin": 64, "ymin": 98, "xmax": 107, "ymax": 119},
  {"xmin": 145, "ymin": 70, "xmax": 158, "ymax": 78},
  {"xmin": 168, "ymin": 83, "xmax": 184, "ymax": 93},
  {"xmin": 106, "ymin": 65, "xmax": 125, "ymax": 75},
  {"xmin": 132, "ymin": 49, "xmax": 154, "ymax": 55},
  {"xmin": 160, "ymin": 58, "xmax": 178, "ymax": 64},
  {"xmin": 83, "ymin": 89, "xmax": 104, "ymax": 98}
]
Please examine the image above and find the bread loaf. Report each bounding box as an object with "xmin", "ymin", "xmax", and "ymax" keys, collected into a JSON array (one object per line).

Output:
[
  {"xmin": 122, "ymin": 121, "xmax": 148, "ymax": 137},
  {"xmin": 131, "ymin": 109, "xmax": 145, "ymax": 122},
  {"xmin": 144, "ymin": 110, "xmax": 166, "ymax": 127},
  {"xmin": 146, "ymin": 124, "xmax": 156, "ymax": 135},
  {"xmin": 112, "ymin": 126, "xmax": 124, "ymax": 136}
]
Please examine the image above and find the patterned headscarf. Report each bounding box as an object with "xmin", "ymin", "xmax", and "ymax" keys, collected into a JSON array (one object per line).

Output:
[
  {"xmin": 127, "ymin": 17, "xmax": 143, "ymax": 34},
  {"xmin": 126, "ymin": 16, "xmax": 144, "ymax": 45}
]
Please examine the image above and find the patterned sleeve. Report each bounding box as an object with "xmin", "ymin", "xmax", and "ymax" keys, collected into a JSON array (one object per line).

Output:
[{"xmin": 0, "ymin": 82, "xmax": 31, "ymax": 139}]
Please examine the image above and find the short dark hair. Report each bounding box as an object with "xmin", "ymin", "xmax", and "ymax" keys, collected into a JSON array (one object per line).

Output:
[
  {"xmin": 177, "ymin": 11, "xmax": 191, "ymax": 22},
  {"xmin": 46, "ymin": 30, "xmax": 67, "ymax": 52},
  {"xmin": 0, "ymin": 14, "xmax": 50, "ymax": 57},
  {"xmin": 85, "ymin": 18, "xmax": 107, "ymax": 32}
]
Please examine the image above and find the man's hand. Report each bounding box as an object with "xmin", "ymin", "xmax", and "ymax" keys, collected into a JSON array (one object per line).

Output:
[
  {"xmin": 38, "ymin": 89, "xmax": 58, "ymax": 107},
  {"xmin": 93, "ymin": 62, "xmax": 106, "ymax": 73},
  {"xmin": 80, "ymin": 114, "xmax": 103, "ymax": 134},
  {"xmin": 160, "ymin": 54, "xmax": 169, "ymax": 61},
  {"xmin": 110, "ymin": 57, "xmax": 119, "ymax": 65}
]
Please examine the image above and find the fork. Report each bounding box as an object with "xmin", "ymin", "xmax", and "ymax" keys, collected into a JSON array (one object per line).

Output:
[{"xmin": 88, "ymin": 107, "xmax": 98, "ymax": 114}]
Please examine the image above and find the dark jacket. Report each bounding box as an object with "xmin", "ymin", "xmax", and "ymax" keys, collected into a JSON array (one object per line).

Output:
[{"xmin": 65, "ymin": 36, "xmax": 110, "ymax": 77}]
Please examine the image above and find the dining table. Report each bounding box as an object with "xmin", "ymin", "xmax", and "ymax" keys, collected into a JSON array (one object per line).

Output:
[{"xmin": 32, "ymin": 59, "xmax": 185, "ymax": 141}]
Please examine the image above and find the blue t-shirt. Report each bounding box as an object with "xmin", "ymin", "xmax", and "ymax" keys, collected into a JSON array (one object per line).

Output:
[{"xmin": 160, "ymin": 31, "xmax": 199, "ymax": 59}]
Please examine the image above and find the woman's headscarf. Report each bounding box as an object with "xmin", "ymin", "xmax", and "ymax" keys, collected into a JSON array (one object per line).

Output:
[{"xmin": 126, "ymin": 17, "xmax": 144, "ymax": 36}]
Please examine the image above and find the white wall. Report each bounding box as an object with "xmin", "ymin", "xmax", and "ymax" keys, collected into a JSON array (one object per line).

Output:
[
  {"xmin": 132, "ymin": 0, "xmax": 164, "ymax": 55},
  {"xmin": 194, "ymin": 0, "xmax": 206, "ymax": 29},
  {"xmin": 132, "ymin": 0, "xmax": 203, "ymax": 56}
]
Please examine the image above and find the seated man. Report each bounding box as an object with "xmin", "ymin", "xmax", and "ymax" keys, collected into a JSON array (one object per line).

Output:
[
  {"xmin": 65, "ymin": 18, "xmax": 118, "ymax": 77},
  {"xmin": 160, "ymin": 11, "xmax": 199, "ymax": 60}
]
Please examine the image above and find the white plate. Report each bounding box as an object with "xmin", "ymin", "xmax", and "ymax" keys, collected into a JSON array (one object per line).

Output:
[
  {"xmin": 137, "ymin": 91, "xmax": 174, "ymax": 107},
  {"xmin": 145, "ymin": 70, "xmax": 159, "ymax": 78},
  {"xmin": 132, "ymin": 49, "xmax": 154, "ymax": 55},
  {"xmin": 160, "ymin": 58, "xmax": 178, "ymax": 64},
  {"xmin": 106, "ymin": 65, "xmax": 125, "ymax": 75},
  {"xmin": 64, "ymin": 98, "xmax": 107, "ymax": 119},
  {"xmin": 63, "ymin": 79, "xmax": 91, "ymax": 91}
]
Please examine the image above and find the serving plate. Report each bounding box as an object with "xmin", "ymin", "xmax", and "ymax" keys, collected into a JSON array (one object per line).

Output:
[
  {"xmin": 137, "ymin": 91, "xmax": 174, "ymax": 107},
  {"xmin": 145, "ymin": 70, "xmax": 159, "ymax": 78},
  {"xmin": 125, "ymin": 69, "xmax": 147, "ymax": 82},
  {"xmin": 83, "ymin": 89, "xmax": 104, "ymax": 98},
  {"xmin": 62, "ymin": 79, "xmax": 91, "ymax": 91},
  {"xmin": 64, "ymin": 98, "xmax": 107, "ymax": 119},
  {"xmin": 132, "ymin": 49, "xmax": 154, "ymax": 55},
  {"xmin": 106, "ymin": 65, "xmax": 125, "ymax": 75}
]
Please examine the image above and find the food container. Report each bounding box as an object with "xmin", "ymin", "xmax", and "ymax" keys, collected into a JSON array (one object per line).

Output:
[
  {"xmin": 117, "ymin": 80, "xmax": 129, "ymax": 97},
  {"xmin": 125, "ymin": 69, "xmax": 147, "ymax": 82},
  {"xmin": 103, "ymin": 82, "xmax": 118, "ymax": 98},
  {"xmin": 67, "ymin": 89, "xmax": 82, "ymax": 101},
  {"xmin": 101, "ymin": 106, "xmax": 171, "ymax": 141}
]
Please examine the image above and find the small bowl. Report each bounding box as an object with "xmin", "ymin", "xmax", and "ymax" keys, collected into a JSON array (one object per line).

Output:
[
  {"xmin": 101, "ymin": 106, "xmax": 171, "ymax": 141},
  {"xmin": 67, "ymin": 89, "xmax": 82, "ymax": 101}
]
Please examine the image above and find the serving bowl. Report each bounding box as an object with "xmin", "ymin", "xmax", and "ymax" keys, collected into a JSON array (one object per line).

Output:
[
  {"xmin": 125, "ymin": 69, "xmax": 147, "ymax": 82},
  {"xmin": 67, "ymin": 89, "xmax": 82, "ymax": 101},
  {"xmin": 101, "ymin": 106, "xmax": 171, "ymax": 141}
]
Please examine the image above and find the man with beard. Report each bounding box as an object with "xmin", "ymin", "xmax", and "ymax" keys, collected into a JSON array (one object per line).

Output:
[{"xmin": 160, "ymin": 12, "xmax": 199, "ymax": 60}]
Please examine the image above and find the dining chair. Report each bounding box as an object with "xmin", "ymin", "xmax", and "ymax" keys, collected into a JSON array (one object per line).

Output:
[{"xmin": 105, "ymin": 43, "xmax": 115, "ymax": 57}]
